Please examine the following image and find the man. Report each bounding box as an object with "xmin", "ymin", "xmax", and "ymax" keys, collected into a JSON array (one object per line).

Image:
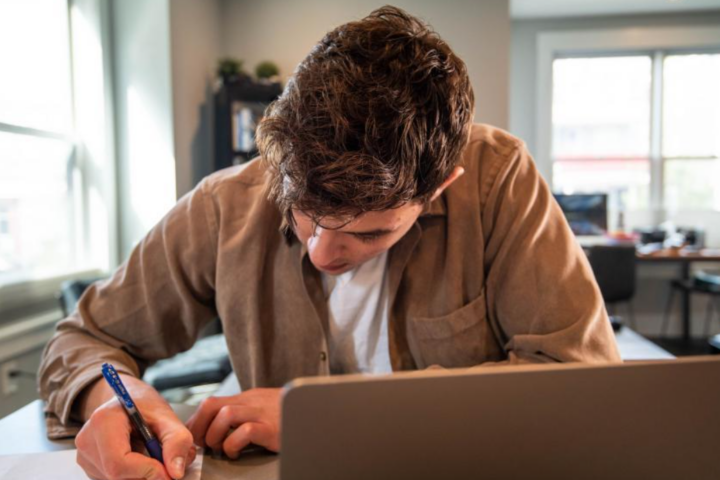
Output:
[{"xmin": 39, "ymin": 6, "xmax": 620, "ymax": 480}]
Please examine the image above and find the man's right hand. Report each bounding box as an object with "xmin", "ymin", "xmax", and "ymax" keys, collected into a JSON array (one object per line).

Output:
[{"xmin": 74, "ymin": 375, "xmax": 196, "ymax": 480}]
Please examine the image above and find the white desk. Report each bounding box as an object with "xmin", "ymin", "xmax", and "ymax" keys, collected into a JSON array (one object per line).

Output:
[
  {"xmin": 0, "ymin": 401, "xmax": 278, "ymax": 479},
  {"xmin": 615, "ymin": 326, "xmax": 674, "ymax": 361}
]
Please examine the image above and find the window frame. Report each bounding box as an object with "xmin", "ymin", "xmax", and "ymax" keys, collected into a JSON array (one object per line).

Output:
[{"xmin": 536, "ymin": 26, "xmax": 720, "ymax": 223}]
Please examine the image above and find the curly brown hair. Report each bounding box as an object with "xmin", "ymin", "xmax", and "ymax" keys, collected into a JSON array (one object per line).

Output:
[{"xmin": 257, "ymin": 5, "xmax": 475, "ymax": 226}]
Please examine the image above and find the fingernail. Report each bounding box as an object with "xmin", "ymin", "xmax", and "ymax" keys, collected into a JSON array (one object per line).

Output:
[{"xmin": 172, "ymin": 456, "xmax": 185, "ymax": 478}]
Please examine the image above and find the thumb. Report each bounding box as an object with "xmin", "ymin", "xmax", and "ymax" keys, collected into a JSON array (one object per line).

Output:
[{"xmin": 156, "ymin": 418, "xmax": 195, "ymax": 479}]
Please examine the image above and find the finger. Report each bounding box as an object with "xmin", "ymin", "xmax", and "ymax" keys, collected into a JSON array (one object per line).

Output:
[
  {"xmin": 223, "ymin": 422, "xmax": 277, "ymax": 458},
  {"xmin": 186, "ymin": 396, "xmax": 239, "ymax": 447},
  {"xmin": 186, "ymin": 446, "xmax": 197, "ymax": 468},
  {"xmin": 157, "ymin": 424, "xmax": 195, "ymax": 479},
  {"xmin": 86, "ymin": 409, "xmax": 136, "ymax": 475},
  {"xmin": 204, "ymin": 405, "xmax": 260, "ymax": 450},
  {"xmin": 101, "ymin": 451, "xmax": 170, "ymax": 480},
  {"xmin": 90, "ymin": 416, "xmax": 168, "ymax": 480}
]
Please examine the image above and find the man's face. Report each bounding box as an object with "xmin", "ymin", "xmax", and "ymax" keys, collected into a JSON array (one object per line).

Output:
[{"xmin": 292, "ymin": 202, "xmax": 424, "ymax": 275}]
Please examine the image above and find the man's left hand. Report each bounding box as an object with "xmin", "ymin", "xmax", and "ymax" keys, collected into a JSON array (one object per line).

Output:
[{"xmin": 186, "ymin": 388, "xmax": 281, "ymax": 458}]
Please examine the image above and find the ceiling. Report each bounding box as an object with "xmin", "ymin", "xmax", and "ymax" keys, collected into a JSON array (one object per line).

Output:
[{"xmin": 511, "ymin": 0, "xmax": 720, "ymax": 19}]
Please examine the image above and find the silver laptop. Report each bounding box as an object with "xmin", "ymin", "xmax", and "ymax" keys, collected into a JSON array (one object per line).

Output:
[{"xmin": 279, "ymin": 357, "xmax": 720, "ymax": 480}]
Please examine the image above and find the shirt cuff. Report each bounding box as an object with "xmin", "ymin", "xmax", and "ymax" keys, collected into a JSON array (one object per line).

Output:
[{"xmin": 43, "ymin": 359, "xmax": 140, "ymax": 439}]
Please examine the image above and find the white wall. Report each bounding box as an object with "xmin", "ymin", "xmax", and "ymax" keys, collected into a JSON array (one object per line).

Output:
[
  {"xmin": 169, "ymin": 0, "xmax": 222, "ymax": 198},
  {"xmin": 219, "ymin": 0, "xmax": 511, "ymax": 129},
  {"xmin": 111, "ymin": 0, "xmax": 178, "ymax": 259}
]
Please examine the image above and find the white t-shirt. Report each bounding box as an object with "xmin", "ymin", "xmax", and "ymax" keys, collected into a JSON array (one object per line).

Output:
[{"xmin": 321, "ymin": 251, "xmax": 393, "ymax": 375}]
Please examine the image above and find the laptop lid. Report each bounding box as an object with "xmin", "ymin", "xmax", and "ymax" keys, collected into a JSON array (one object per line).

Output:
[{"xmin": 279, "ymin": 357, "xmax": 720, "ymax": 480}]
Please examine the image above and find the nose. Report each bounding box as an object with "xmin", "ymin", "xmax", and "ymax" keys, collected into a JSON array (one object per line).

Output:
[{"xmin": 307, "ymin": 227, "xmax": 346, "ymax": 267}]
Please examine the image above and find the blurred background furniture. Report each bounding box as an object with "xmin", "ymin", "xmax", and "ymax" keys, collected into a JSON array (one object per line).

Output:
[
  {"xmin": 709, "ymin": 334, "xmax": 720, "ymax": 354},
  {"xmin": 554, "ymin": 193, "xmax": 608, "ymax": 237},
  {"xmin": 660, "ymin": 270, "xmax": 720, "ymax": 349},
  {"xmin": 214, "ymin": 79, "xmax": 282, "ymax": 169},
  {"xmin": 587, "ymin": 245, "xmax": 637, "ymax": 329},
  {"xmin": 637, "ymin": 252, "xmax": 720, "ymax": 341}
]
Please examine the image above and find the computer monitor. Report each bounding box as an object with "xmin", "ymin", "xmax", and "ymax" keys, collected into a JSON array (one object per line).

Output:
[{"xmin": 554, "ymin": 193, "xmax": 608, "ymax": 236}]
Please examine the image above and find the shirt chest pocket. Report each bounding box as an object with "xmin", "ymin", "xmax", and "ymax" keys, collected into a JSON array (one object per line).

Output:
[{"xmin": 407, "ymin": 290, "xmax": 503, "ymax": 369}]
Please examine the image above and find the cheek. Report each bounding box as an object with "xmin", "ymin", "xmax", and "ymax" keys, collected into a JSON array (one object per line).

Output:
[{"xmin": 354, "ymin": 237, "xmax": 400, "ymax": 261}]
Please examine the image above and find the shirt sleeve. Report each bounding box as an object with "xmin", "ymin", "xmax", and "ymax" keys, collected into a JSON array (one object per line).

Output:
[
  {"xmin": 479, "ymin": 142, "xmax": 621, "ymax": 366},
  {"xmin": 38, "ymin": 179, "xmax": 220, "ymax": 439}
]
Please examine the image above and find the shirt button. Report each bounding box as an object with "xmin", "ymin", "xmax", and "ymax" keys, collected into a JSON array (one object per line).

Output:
[{"xmin": 320, "ymin": 351, "xmax": 327, "ymax": 361}]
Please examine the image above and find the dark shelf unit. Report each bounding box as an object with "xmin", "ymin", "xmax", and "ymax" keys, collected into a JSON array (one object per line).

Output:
[{"xmin": 214, "ymin": 80, "xmax": 283, "ymax": 171}]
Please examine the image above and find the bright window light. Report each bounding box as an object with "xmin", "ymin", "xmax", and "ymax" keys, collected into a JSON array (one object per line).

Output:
[{"xmin": 552, "ymin": 56, "xmax": 652, "ymax": 211}]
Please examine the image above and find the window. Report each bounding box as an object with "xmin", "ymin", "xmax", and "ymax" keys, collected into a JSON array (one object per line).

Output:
[
  {"xmin": 552, "ymin": 56, "xmax": 652, "ymax": 212},
  {"xmin": 662, "ymin": 54, "xmax": 720, "ymax": 211},
  {"xmin": 0, "ymin": 0, "xmax": 86, "ymax": 288},
  {"xmin": 550, "ymin": 52, "xmax": 720, "ymax": 213},
  {"xmin": 0, "ymin": 0, "xmax": 117, "ymax": 314},
  {"xmin": 0, "ymin": 205, "xmax": 10, "ymax": 235}
]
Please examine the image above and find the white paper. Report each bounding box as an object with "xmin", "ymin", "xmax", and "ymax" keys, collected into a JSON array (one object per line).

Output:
[{"xmin": 0, "ymin": 448, "xmax": 203, "ymax": 480}]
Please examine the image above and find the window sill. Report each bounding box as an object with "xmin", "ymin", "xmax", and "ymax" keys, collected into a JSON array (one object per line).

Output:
[
  {"xmin": 0, "ymin": 309, "xmax": 62, "ymax": 363},
  {"xmin": 0, "ymin": 269, "xmax": 104, "ymax": 325}
]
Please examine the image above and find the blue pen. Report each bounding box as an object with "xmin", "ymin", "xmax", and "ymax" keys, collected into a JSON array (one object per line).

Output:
[{"xmin": 101, "ymin": 363, "xmax": 164, "ymax": 463}]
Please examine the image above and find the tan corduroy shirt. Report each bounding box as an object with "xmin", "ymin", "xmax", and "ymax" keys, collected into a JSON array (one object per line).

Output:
[{"xmin": 38, "ymin": 124, "xmax": 621, "ymax": 439}]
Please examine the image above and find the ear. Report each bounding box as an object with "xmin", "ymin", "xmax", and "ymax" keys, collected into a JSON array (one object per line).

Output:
[{"xmin": 430, "ymin": 166, "xmax": 465, "ymax": 202}]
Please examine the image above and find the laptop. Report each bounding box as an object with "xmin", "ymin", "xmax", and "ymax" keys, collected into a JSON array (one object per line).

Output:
[{"xmin": 279, "ymin": 357, "xmax": 720, "ymax": 480}]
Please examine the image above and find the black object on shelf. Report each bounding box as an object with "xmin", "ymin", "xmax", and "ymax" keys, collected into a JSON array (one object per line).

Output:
[{"xmin": 214, "ymin": 80, "xmax": 283, "ymax": 171}]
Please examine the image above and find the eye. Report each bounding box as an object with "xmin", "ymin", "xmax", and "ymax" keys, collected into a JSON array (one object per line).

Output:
[{"xmin": 353, "ymin": 233, "xmax": 382, "ymax": 243}]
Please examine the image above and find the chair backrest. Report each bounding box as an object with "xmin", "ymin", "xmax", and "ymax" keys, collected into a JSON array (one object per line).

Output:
[
  {"xmin": 587, "ymin": 245, "xmax": 637, "ymax": 303},
  {"xmin": 694, "ymin": 270, "xmax": 720, "ymax": 289},
  {"xmin": 58, "ymin": 277, "xmax": 105, "ymax": 317}
]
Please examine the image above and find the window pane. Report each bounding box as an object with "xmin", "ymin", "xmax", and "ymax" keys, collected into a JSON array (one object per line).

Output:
[
  {"xmin": 554, "ymin": 158, "xmax": 650, "ymax": 211},
  {"xmin": 664, "ymin": 159, "xmax": 720, "ymax": 211},
  {"xmin": 0, "ymin": 0, "xmax": 73, "ymax": 133},
  {"xmin": 663, "ymin": 54, "xmax": 720, "ymax": 158},
  {"xmin": 0, "ymin": 131, "xmax": 78, "ymax": 286},
  {"xmin": 553, "ymin": 56, "xmax": 652, "ymax": 159},
  {"xmin": 552, "ymin": 56, "xmax": 652, "ymax": 211}
]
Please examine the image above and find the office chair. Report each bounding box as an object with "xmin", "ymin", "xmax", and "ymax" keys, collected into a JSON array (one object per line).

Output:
[
  {"xmin": 57, "ymin": 277, "xmax": 106, "ymax": 318},
  {"xmin": 661, "ymin": 270, "xmax": 720, "ymax": 346},
  {"xmin": 710, "ymin": 333, "xmax": 720, "ymax": 354},
  {"xmin": 587, "ymin": 245, "xmax": 637, "ymax": 329},
  {"xmin": 57, "ymin": 278, "xmax": 232, "ymax": 391}
]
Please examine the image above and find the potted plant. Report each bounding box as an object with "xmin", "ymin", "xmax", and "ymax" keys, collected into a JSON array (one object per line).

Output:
[
  {"xmin": 217, "ymin": 58, "xmax": 250, "ymax": 85},
  {"xmin": 255, "ymin": 61, "xmax": 280, "ymax": 84}
]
